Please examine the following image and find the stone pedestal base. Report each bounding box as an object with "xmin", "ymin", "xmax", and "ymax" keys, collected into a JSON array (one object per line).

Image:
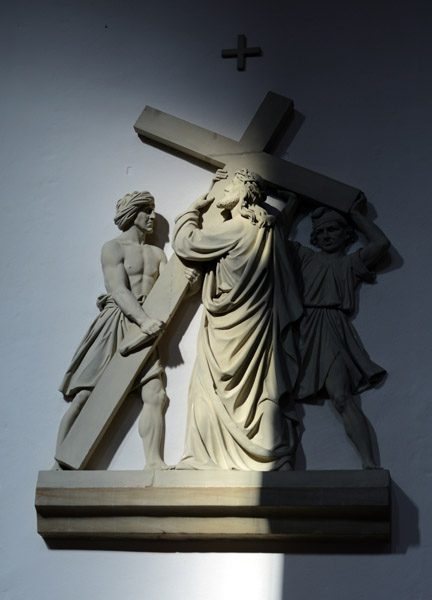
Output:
[{"xmin": 36, "ymin": 469, "xmax": 391, "ymax": 550}]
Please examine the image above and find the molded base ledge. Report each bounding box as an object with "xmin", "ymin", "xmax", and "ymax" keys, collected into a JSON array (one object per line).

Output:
[{"xmin": 36, "ymin": 470, "xmax": 391, "ymax": 549}]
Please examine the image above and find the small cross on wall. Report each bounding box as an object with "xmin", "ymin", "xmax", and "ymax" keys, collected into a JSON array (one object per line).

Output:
[{"xmin": 221, "ymin": 34, "xmax": 262, "ymax": 71}]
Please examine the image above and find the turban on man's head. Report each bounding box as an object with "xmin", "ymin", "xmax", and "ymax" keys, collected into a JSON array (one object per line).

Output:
[
  {"xmin": 114, "ymin": 191, "xmax": 154, "ymax": 231},
  {"xmin": 311, "ymin": 206, "xmax": 347, "ymax": 230},
  {"xmin": 310, "ymin": 206, "xmax": 357, "ymax": 248}
]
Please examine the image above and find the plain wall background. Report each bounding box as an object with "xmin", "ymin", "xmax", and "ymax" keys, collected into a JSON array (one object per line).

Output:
[{"xmin": 0, "ymin": 1, "xmax": 430, "ymax": 598}]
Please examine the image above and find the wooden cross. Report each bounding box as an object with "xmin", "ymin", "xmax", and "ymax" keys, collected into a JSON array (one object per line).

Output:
[
  {"xmin": 133, "ymin": 92, "xmax": 360, "ymax": 210},
  {"xmin": 56, "ymin": 92, "xmax": 361, "ymax": 470},
  {"xmin": 221, "ymin": 34, "xmax": 262, "ymax": 71}
]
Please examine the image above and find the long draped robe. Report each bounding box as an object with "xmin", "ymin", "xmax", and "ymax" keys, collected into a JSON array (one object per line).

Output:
[{"xmin": 173, "ymin": 208, "xmax": 302, "ymax": 471}]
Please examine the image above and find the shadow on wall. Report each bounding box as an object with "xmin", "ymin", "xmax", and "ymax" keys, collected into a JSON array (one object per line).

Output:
[
  {"xmin": 148, "ymin": 212, "xmax": 170, "ymax": 250},
  {"xmin": 270, "ymin": 477, "xmax": 419, "ymax": 566},
  {"xmin": 391, "ymin": 479, "xmax": 420, "ymax": 553}
]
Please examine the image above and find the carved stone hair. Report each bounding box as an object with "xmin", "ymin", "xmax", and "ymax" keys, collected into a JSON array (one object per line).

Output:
[
  {"xmin": 234, "ymin": 169, "xmax": 274, "ymax": 229},
  {"xmin": 114, "ymin": 191, "xmax": 154, "ymax": 231},
  {"xmin": 309, "ymin": 206, "xmax": 357, "ymax": 247}
]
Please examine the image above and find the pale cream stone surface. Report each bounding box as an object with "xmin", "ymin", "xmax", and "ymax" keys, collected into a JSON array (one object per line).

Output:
[
  {"xmin": 37, "ymin": 468, "xmax": 390, "ymax": 490},
  {"xmin": 172, "ymin": 170, "xmax": 302, "ymax": 471},
  {"xmin": 36, "ymin": 470, "xmax": 391, "ymax": 544}
]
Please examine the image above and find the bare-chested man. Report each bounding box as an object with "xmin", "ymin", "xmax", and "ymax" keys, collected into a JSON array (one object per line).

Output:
[{"xmin": 55, "ymin": 191, "xmax": 179, "ymax": 469}]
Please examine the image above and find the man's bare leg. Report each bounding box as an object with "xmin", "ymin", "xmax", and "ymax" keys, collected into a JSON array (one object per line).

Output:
[
  {"xmin": 139, "ymin": 377, "xmax": 168, "ymax": 469},
  {"xmin": 325, "ymin": 357, "xmax": 380, "ymax": 469},
  {"xmin": 53, "ymin": 389, "xmax": 91, "ymax": 469}
]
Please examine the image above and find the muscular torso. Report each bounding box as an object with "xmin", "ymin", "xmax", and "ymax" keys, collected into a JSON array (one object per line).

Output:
[
  {"xmin": 101, "ymin": 234, "xmax": 166, "ymax": 300},
  {"xmin": 121, "ymin": 241, "xmax": 163, "ymax": 297}
]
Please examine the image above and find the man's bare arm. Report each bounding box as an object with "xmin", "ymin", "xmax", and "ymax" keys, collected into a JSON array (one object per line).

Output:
[
  {"xmin": 350, "ymin": 194, "xmax": 390, "ymax": 267},
  {"xmin": 274, "ymin": 190, "xmax": 300, "ymax": 236},
  {"xmin": 156, "ymin": 248, "xmax": 167, "ymax": 276}
]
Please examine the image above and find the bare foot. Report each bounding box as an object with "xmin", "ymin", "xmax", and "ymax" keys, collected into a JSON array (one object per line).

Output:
[{"xmin": 174, "ymin": 458, "xmax": 222, "ymax": 470}]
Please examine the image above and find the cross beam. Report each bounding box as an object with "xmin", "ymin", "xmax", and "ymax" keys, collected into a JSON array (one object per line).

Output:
[
  {"xmin": 221, "ymin": 34, "xmax": 262, "ymax": 71},
  {"xmin": 134, "ymin": 92, "xmax": 361, "ymax": 212}
]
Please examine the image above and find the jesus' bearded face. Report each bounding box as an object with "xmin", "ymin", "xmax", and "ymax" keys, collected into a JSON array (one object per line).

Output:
[{"xmin": 216, "ymin": 177, "xmax": 245, "ymax": 211}]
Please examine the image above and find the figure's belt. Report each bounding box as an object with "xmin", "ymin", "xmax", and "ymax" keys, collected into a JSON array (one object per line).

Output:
[
  {"xmin": 96, "ymin": 293, "xmax": 147, "ymax": 311},
  {"xmin": 303, "ymin": 304, "xmax": 342, "ymax": 309}
]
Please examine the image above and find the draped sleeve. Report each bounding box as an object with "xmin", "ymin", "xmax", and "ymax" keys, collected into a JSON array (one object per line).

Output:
[{"xmin": 173, "ymin": 209, "xmax": 239, "ymax": 261}]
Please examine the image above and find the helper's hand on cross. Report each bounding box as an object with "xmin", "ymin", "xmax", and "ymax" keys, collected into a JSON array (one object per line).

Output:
[
  {"xmin": 274, "ymin": 188, "xmax": 300, "ymax": 206},
  {"xmin": 210, "ymin": 168, "xmax": 228, "ymax": 188},
  {"xmin": 184, "ymin": 266, "xmax": 202, "ymax": 297},
  {"xmin": 350, "ymin": 192, "xmax": 368, "ymax": 216}
]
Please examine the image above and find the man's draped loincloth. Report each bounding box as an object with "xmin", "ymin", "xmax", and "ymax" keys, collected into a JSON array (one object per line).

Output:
[{"xmin": 59, "ymin": 294, "xmax": 163, "ymax": 399}]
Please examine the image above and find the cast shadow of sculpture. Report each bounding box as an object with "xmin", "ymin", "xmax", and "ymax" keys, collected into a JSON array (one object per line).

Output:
[
  {"xmin": 391, "ymin": 479, "xmax": 420, "ymax": 553},
  {"xmin": 273, "ymin": 479, "xmax": 419, "ymax": 561},
  {"xmin": 149, "ymin": 211, "xmax": 169, "ymax": 250},
  {"xmin": 272, "ymin": 110, "xmax": 305, "ymax": 158}
]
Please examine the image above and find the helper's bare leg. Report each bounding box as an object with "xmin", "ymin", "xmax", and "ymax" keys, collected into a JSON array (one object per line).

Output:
[
  {"xmin": 325, "ymin": 356, "xmax": 380, "ymax": 469},
  {"xmin": 139, "ymin": 376, "xmax": 168, "ymax": 469},
  {"xmin": 53, "ymin": 389, "xmax": 91, "ymax": 469}
]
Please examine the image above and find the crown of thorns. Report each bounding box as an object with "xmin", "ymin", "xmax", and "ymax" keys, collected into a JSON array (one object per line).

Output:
[{"xmin": 234, "ymin": 169, "xmax": 264, "ymax": 188}]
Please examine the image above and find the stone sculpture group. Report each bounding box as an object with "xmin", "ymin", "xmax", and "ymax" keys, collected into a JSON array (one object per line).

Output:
[{"xmin": 54, "ymin": 169, "xmax": 390, "ymax": 471}]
